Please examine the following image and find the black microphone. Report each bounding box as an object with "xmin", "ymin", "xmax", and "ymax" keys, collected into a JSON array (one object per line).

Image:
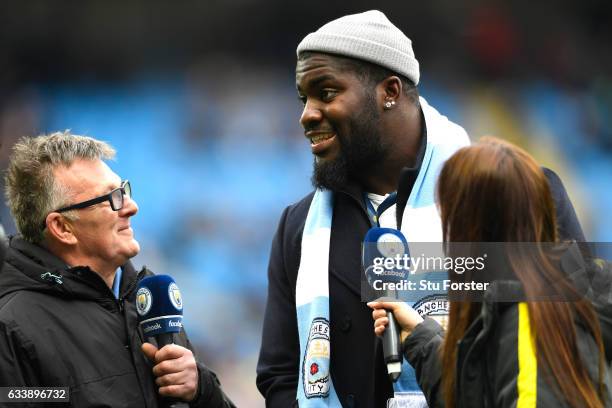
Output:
[
  {"xmin": 136, "ymin": 275, "xmax": 184, "ymax": 348},
  {"xmin": 363, "ymin": 227, "xmax": 408, "ymax": 382}
]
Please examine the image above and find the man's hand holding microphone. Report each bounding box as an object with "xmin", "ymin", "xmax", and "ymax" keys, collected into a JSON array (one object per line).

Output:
[
  {"xmin": 137, "ymin": 274, "xmax": 199, "ymax": 404},
  {"xmin": 141, "ymin": 342, "xmax": 199, "ymax": 402}
]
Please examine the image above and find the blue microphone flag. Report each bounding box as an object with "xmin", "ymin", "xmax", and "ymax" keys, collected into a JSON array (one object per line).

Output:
[
  {"xmin": 362, "ymin": 227, "xmax": 410, "ymax": 288},
  {"xmin": 136, "ymin": 275, "xmax": 184, "ymax": 337}
]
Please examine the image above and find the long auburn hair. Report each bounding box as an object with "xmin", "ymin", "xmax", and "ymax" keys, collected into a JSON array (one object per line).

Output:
[{"xmin": 436, "ymin": 137, "xmax": 605, "ymax": 407}]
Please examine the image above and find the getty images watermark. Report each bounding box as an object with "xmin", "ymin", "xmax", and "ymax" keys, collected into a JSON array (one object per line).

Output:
[
  {"xmin": 370, "ymin": 251, "xmax": 489, "ymax": 292},
  {"xmin": 362, "ymin": 242, "xmax": 612, "ymax": 303}
]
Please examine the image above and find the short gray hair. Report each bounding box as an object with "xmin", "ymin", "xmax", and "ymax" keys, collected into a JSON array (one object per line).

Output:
[{"xmin": 5, "ymin": 130, "xmax": 116, "ymax": 243}]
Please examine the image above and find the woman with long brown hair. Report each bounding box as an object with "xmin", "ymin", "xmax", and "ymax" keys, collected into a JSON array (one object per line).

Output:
[{"xmin": 369, "ymin": 137, "xmax": 610, "ymax": 407}]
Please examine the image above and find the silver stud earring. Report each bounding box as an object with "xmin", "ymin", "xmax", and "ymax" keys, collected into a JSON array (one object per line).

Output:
[{"xmin": 384, "ymin": 100, "xmax": 396, "ymax": 110}]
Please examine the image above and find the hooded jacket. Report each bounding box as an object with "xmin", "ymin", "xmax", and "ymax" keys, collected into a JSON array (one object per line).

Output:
[{"xmin": 0, "ymin": 236, "xmax": 235, "ymax": 408}]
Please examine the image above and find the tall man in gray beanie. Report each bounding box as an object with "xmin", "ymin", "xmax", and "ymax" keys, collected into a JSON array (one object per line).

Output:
[{"xmin": 257, "ymin": 10, "xmax": 585, "ymax": 408}]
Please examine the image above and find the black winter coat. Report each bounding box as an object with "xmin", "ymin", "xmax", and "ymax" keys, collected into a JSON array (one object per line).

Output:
[
  {"xmin": 256, "ymin": 168, "xmax": 586, "ymax": 408},
  {"xmin": 0, "ymin": 237, "xmax": 235, "ymax": 408}
]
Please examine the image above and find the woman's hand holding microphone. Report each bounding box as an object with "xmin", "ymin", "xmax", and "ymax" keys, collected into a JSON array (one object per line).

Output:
[{"xmin": 367, "ymin": 301, "xmax": 424, "ymax": 343}]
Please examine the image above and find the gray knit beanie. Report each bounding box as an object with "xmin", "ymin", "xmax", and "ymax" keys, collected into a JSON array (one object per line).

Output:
[{"xmin": 297, "ymin": 10, "xmax": 420, "ymax": 85}]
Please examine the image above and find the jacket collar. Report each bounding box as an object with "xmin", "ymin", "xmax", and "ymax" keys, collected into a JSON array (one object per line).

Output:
[
  {"xmin": 3, "ymin": 235, "xmax": 139, "ymax": 303},
  {"xmin": 9, "ymin": 235, "xmax": 69, "ymax": 270}
]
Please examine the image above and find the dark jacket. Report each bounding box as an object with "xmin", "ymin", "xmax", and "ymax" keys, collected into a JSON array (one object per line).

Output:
[
  {"xmin": 256, "ymin": 168, "xmax": 585, "ymax": 408},
  {"xmin": 0, "ymin": 236, "xmax": 235, "ymax": 408},
  {"xmin": 404, "ymin": 282, "xmax": 612, "ymax": 407}
]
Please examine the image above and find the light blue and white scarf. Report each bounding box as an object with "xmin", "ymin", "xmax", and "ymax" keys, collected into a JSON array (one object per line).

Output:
[{"xmin": 295, "ymin": 97, "xmax": 470, "ymax": 407}]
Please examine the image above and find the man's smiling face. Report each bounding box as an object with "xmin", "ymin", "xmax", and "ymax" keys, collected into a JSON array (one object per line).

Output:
[
  {"xmin": 296, "ymin": 52, "xmax": 389, "ymax": 191},
  {"xmin": 53, "ymin": 159, "xmax": 140, "ymax": 272}
]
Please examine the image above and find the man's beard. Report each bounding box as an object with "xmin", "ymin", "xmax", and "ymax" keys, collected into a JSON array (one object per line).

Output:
[{"xmin": 312, "ymin": 94, "xmax": 388, "ymax": 191}]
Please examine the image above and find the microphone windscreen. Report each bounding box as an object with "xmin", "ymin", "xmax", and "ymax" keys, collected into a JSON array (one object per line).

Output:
[
  {"xmin": 362, "ymin": 227, "xmax": 409, "ymax": 286},
  {"xmin": 136, "ymin": 275, "xmax": 184, "ymax": 337}
]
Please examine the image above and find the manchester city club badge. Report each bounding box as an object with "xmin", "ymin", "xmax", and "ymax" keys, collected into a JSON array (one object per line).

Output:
[
  {"xmin": 303, "ymin": 317, "xmax": 331, "ymax": 398},
  {"xmin": 136, "ymin": 287, "xmax": 152, "ymax": 316},
  {"xmin": 168, "ymin": 282, "xmax": 183, "ymax": 311}
]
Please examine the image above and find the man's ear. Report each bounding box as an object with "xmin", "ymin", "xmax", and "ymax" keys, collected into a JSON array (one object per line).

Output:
[
  {"xmin": 378, "ymin": 76, "xmax": 402, "ymax": 105},
  {"xmin": 45, "ymin": 213, "xmax": 77, "ymax": 245}
]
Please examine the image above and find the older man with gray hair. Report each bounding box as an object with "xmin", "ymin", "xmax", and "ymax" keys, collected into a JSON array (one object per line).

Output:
[{"xmin": 0, "ymin": 131, "xmax": 234, "ymax": 407}]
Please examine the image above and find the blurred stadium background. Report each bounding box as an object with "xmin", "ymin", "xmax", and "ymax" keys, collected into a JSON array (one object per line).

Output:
[{"xmin": 0, "ymin": 1, "xmax": 610, "ymax": 406}]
